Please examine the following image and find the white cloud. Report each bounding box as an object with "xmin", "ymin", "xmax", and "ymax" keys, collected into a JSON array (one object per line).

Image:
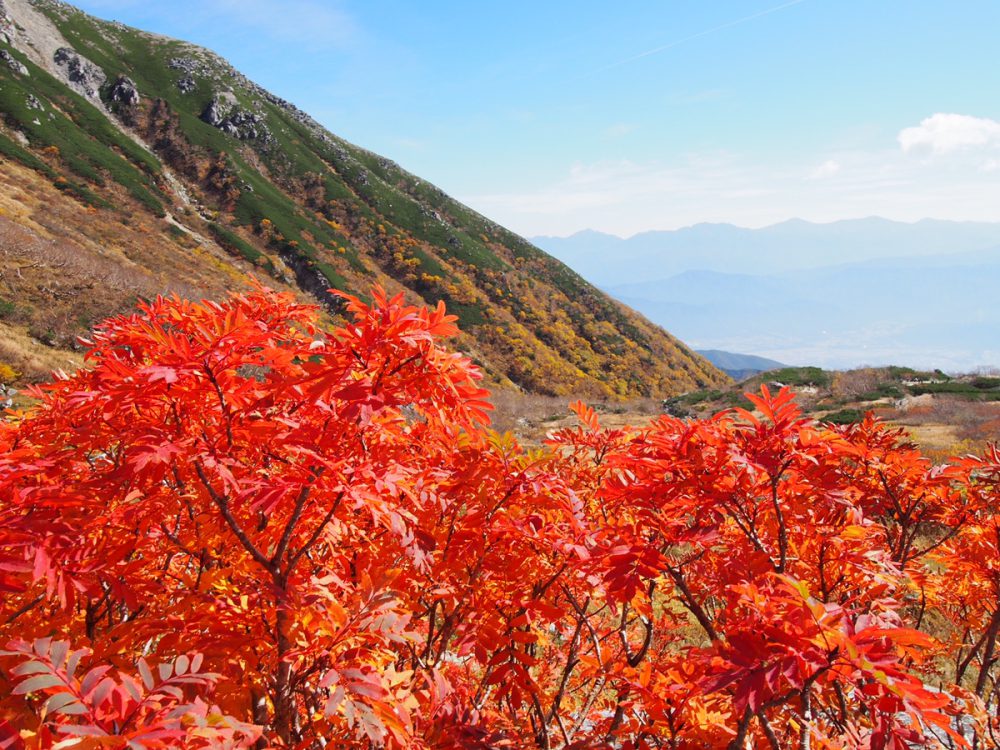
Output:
[
  {"xmin": 462, "ymin": 147, "xmax": 1000, "ymax": 237},
  {"xmin": 898, "ymin": 113, "xmax": 1000, "ymax": 155},
  {"xmin": 808, "ymin": 159, "xmax": 841, "ymax": 179}
]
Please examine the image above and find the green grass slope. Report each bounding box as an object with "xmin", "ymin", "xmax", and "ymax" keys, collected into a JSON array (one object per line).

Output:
[{"xmin": 0, "ymin": 0, "xmax": 727, "ymax": 397}]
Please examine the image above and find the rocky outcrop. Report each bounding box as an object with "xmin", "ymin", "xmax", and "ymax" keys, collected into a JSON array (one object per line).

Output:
[
  {"xmin": 275, "ymin": 245, "xmax": 344, "ymax": 314},
  {"xmin": 163, "ymin": 50, "xmax": 339, "ymax": 153},
  {"xmin": 167, "ymin": 57, "xmax": 200, "ymax": 93},
  {"xmin": 200, "ymin": 91, "xmax": 235, "ymax": 126},
  {"xmin": 53, "ymin": 46, "xmax": 105, "ymax": 100},
  {"xmin": 201, "ymin": 93, "xmax": 272, "ymax": 143},
  {"xmin": 168, "ymin": 55, "xmax": 207, "ymax": 76},
  {"xmin": 24, "ymin": 93, "xmax": 42, "ymax": 110},
  {"xmin": 107, "ymin": 75, "xmax": 139, "ymax": 106},
  {"xmin": 0, "ymin": 48, "xmax": 27, "ymax": 75}
]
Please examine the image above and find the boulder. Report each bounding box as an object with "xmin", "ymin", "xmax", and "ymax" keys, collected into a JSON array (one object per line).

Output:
[
  {"xmin": 177, "ymin": 74, "xmax": 196, "ymax": 93},
  {"xmin": 201, "ymin": 97, "xmax": 227, "ymax": 127},
  {"xmin": 108, "ymin": 75, "xmax": 139, "ymax": 106}
]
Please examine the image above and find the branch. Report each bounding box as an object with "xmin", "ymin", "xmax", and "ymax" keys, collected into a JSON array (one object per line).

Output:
[
  {"xmin": 285, "ymin": 490, "xmax": 345, "ymax": 576},
  {"xmin": 548, "ymin": 599, "xmax": 586, "ymax": 726},
  {"xmin": 203, "ymin": 361, "xmax": 234, "ymax": 448},
  {"xmin": 619, "ymin": 580, "xmax": 656, "ymax": 668},
  {"xmin": 726, "ymin": 707, "xmax": 753, "ymax": 750},
  {"xmin": 666, "ymin": 566, "xmax": 718, "ymax": 641},
  {"xmin": 4, "ymin": 595, "xmax": 43, "ymax": 625},
  {"xmin": 271, "ymin": 468, "xmax": 324, "ymax": 569},
  {"xmin": 194, "ymin": 462, "xmax": 273, "ymax": 572},
  {"xmin": 769, "ymin": 464, "xmax": 791, "ymax": 573},
  {"xmin": 756, "ymin": 709, "xmax": 781, "ymax": 750}
]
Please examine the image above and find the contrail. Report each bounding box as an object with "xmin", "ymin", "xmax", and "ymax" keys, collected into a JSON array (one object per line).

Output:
[{"xmin": 593, "ymin": 0, "xmax": 810, "ymax": 74}]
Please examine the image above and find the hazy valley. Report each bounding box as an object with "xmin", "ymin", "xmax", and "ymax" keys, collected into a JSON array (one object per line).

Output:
[{"xmin": 534, "ymin": 218, "xmax": 1000, "ymax": 370}]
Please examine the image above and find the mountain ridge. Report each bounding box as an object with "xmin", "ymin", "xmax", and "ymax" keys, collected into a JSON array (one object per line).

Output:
[
  {"xmin": 695, "ymin": 349, "xmax": 785, "ymax": 381},
  {"xmin": 0, "ymin": 0, "xmax": 727, "ymax": 397},
  {"xmin": 535, "ymin": 216, "xmax": 1000, "ymax": 243}
]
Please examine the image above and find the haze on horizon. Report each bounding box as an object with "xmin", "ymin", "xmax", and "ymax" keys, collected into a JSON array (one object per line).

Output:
[
  {"xmin": 534, "ymin": 215, "xmax": 1000, "ymax": 243},
  {"xmin": 69, "ymin": 0, "xmax": 1000, "ymax": 238}
]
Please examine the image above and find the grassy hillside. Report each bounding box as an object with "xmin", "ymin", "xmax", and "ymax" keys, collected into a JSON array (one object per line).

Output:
[{"xmin": 0, "ymin": 0, "xmax": 727, "ymax": 397}]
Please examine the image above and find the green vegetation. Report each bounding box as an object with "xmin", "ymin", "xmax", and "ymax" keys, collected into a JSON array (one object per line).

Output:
[
  {"xmin": 885, "ymin": 365, "xmax": 951, "ymax": 382},
  {"xmin": 0, "ymin": 2, "xmax": 730, "ymax": 399},
  {"xmin": 822, "ymin": 408, "xmax": 867, "ymax": 425},
  {"xmin": 207, "ymin": 223, "xmax": 267, "ymax": 266},
  {"xmin": 670, "ymin": 389, "xmax": 724, "ymax": 407},
  {"xmin": 0, "ymin": 131, "xmax": 57, "ymax": 177},
  {"xmin": 662, "ymin": 362, "xmax": 1000, "ymax": 430},
  {"xmin": 910, "ymin": 381, "xmax": 1000, "ymax": 400},
  {"xmin": 0, "ymin": 44, "xmax": 165, "ymax": 214},
  {"xmin": 971, "ymin": 376, "xmax": 1000, "ymax": 390},
  {"xmin": 851, "ymin": 384, "xmax": 904, "ymax": 402},
  {"xmin": 662, "ymin": 388, "xmax": 754, "ymax": 416},
  {"xmin": 313, "ymin": 261, "xmax": 347, "ymax": 289},
  {"xmin": 765, "ymin": 366, "xmax": 832, "ymax": 388},
  {"xmin": 0, "ymin": 297, "xmax": 16, "ymax": 318},
  {"xmin": 447, "ymin": 300, "xmax": 487, "ymax": 329}
]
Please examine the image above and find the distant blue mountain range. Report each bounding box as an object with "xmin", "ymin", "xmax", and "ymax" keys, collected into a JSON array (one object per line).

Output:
[
  {"xmin": 533, "ymin": 218, "xmax": 1000, "ymax": 370},
  {"xmin": 695, "ymin": 350, "xmax": 785, "ymax": 381}
]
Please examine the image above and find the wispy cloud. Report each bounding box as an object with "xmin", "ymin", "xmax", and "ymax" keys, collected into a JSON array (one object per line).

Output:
[
  {"xmin": 463, "ymin": 145, "xmax": 1000, "ymax": 237},
  {"xmin": 592, "ymin": 0, "xmax": 808, "ymax": 74},
  {"xmin": 465, "ymin": 114, "xmax": 1000, "ymax": 236}
]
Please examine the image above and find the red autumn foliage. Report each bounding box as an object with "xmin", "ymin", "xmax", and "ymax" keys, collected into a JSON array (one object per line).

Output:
[{"xmin": 1, "ymin": 286, "xmax": 997, "ymax": 748}]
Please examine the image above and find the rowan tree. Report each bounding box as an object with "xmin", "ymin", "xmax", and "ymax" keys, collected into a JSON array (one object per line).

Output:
[{"xmin": 0, "ymin": 285, "xmax": 994, "ymax": 749}]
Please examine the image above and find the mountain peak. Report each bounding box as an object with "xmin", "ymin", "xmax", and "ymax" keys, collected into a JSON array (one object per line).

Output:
[{"xmin": 0, "ymin": 0, "xmax": 727, "ymax": 397}]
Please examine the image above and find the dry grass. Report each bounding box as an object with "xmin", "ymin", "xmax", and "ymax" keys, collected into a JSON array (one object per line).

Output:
[
  {"xmin": 0, "ymin": 320, "xmax": 82, "ymax": 382},
  {"xmin": 831, "ymin": 367, "xmax": 893, "ymax": 399},
  {"xmin": 0, "ymin": 160, "xmax": 310, "ymax": 384},
  {"xmin": 489, "ymin": 388, "xmax": 663, "ymax": 444},
  {"xmin": 877, "ymin": 395, "xmax": 1000, "ymax": 459}
]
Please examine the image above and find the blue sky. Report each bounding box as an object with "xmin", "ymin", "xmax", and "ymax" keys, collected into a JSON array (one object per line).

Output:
[{"xmin": 75, "ymin": 0, "xmax": 1000, "ymax": 236}]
